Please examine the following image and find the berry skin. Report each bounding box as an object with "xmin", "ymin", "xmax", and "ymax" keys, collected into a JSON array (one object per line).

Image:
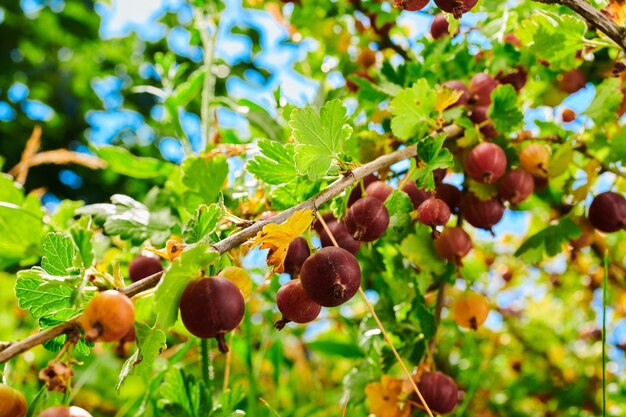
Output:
[
  {"xmin": 284, "ymin": 237, "xmax": 310, "ymax": 278},
  {"xmin": 468, "ymin": 106, "xmax": 498, "ymax": 139},
  {"xmin": 128, "ymin": 255, "xmax": 163, "ymax": 282},
  {"xmin": 348, "ymin": 174, "xmax": 378, "ymax": 206},
  {"xmin": 434, "ymin": 0, "xmax": 478, "ymax": 18},
  {"xmin": 588, "ymin": 192, "xmax": 626, "ymax": 233},
  {"xmin": 562, "ymin": 108, "xmax": 576, "ymax": 123},
  {"xmin": 274, "ymin": 280, "xmax": 321, "ymax": 330},
  {"xmin": 497, "ymin": 66, "xmax": 528, "ymax": 92},
  {"xmin": 365, "ymin": 181, "xmax": 393, "ymax": 202},
  {"xmin": 37, "ymin": 406, "xmax": 93, "ymax": 417},
  {"xmin": 461, "ymin": 193, "xmax": 505, "ymax": 232},
  {"xmin": 345, "ymin": 197, "xmax": 390, "ymax": 242},
  {"xmin": 520, "ymin": 143, "xmax": 550, "ymax": 177},
  {"xmin": 559, "ymin": 69, "xmax": 586, "ymax": 94},
  {"xmin": 434, "ymin": 227, "xmax": 472, "ymax": 265},
  {"xmin": 392, "ymin": 0, "xmax": 429, "ymax": 11},
  {"xmin": 319, "ymin": 220, "xmax": 361, "ymax": 255},
  {"xmin": 469, "ymin": 73, "xmax": 498, "ymax": 106},
  {"xmin": 402, "ymin": 180, "xmax": 433, "ymax": 210},
  {"xmin": 417, "ymin": 371, "xmax": 460, "ymax": 414},
  {"xmin": 442, "ymin": 80, "xmax": 470, "ymax": 108},
  {"xmin": 452, "ymin": 291, "xmax": 490, "ymax": 330},
  {"xmin": 0, "ymin": 384, "xmax": 27, "ymax": 417},
  {"xmin": 497, "ymin": 169, "xmax": 534, "ymax": 206},
  {"xmin": 464, "ymin": 142, "xmax": 507, "ymax": 184},
  {"xmin": 300, "ymin": 247, "xmax": 362, "ymax": 307},
  {"xmin": 80, "ymin": 290, "xmax": 135, "ymax": 343},
  {"xmin": 430, "ymin": 14, "xmax": 451, "ymax": 39},
  {"xmin": 435, "ymin": 183, "xmax": 462, "ymax": 213},
  {"xmin": 179, "ymin": 277, "xmax": 245, "ymax": 352},
  {"xmin": 418, "ymin": 198, "xmax": 451, "ymax": 228}
]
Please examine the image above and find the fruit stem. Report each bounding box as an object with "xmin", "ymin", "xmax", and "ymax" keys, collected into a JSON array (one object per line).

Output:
[
  {"xmin": 85, "ymin": 322, "xmax": 103, "ymax": 342},
  {"xmin": 274, "ymin": 318, "xmax": 291, "ymax": 330},
  {"xmin": 315, "ymin": 210, "xmax": 434, "ymax": 417},
  {"xmin": 216, "ymin": 333, "xmax": 229, "ymax": 353}
]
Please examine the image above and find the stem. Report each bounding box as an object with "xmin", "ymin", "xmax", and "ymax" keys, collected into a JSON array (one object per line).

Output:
[
  {"xmin": 196, "ymin": 2, "xmax": 219, "ymax": 150},
  {"xmin": 314, "ymin": 213, "xmax": 434, "ymax": 417},
  {"xmin": 602, "ymin": 250, "xmax": 608, "ymax": 417},
  {"xmin": 222, "ymin": 333, "xmax": 234, "ymax": 392},
  {"xmin": 0, "ymin": 125, "xmax": 465, "ymax": 364},
  {"xmin": 398, "ymin": 166, "xmax": 416, "ymax": 190}
]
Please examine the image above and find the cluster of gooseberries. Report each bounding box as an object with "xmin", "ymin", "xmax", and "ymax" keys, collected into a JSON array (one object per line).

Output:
[{"xmin": 393, "ymin": 0, "xmax": 478, "ymax": 19}]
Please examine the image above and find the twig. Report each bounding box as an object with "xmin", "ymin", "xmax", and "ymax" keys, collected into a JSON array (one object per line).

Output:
[
  {"xmin": 196, "ymin": 2, "xmax": 219, "ymax": 150},
  {"xmin": 0, "ymin": 124, "xmax": 463, "ymax": 364},
  {"xmin": 532, "ymin": 0, "xmax": 626, "ymax": 51},
  {"xmin": 8, "ymin": 150, "xmax": 107, "ymax": 180},
  {"xmin": 314, "ymin": 212, "xmax": 435, "ymax": 417}
]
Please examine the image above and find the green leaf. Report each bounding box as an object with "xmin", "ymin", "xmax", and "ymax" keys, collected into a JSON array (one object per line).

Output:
[
  {"xmin": 0, "ymin": 173, "xmax": 25, "ymax": 204},
  {"xmin": 174, "ymin": 67, "xmax": 206, "ymax": 107},
  {"xmin": 70, "ymin": 217, "xmax": 94, "ymax": 268},
  {"xmin": 155, "ymin": 244, "xmax": 219, "ymax": 330},
  {"xmin": 518, "ymin": 13, "xmax": 585, "ymax": 71},
  {"xmin": 585, "ymin": 78, "xmax": 623, "ymax": 126},
  {"xmin": 488, "ymin": 85, "xmax": 523, "ymax": 134},
  {"xmin": 247, "ymin": 139, "xmax": 297, "ymax": 185},
  {"xmin": 41, "ymin": 232, "xmax": 76, "ymax": 276},
  {"xmin": 94, "ymin": 146, "xmax": 174, "ymax": 180},
  {"xmin": 412, "ymin": 296, "xmax": 436, "ymax": 339},
  {"xmin": 289, "ymin": 99, "xmax": 352, "ymax": 181},
  {"xmin": 76, "ymin": 195, "xmax": 173, "ymax": 245},
  {"xmin": 414, "ymin": 134, "xmax": 454, "ymax": 190},
  {"xmin": 15, "ymin": 269, "xmax": 93, "ymax": 323},
  {"xmin": 117, "ymin": 323, "xmax": 167, "ymax": 390},
  {"xmin": 400, "ymin": 224, "xmax": 447, "ymax": 275},
  {"xmin": 158, "ymin": 368, "xmax": 207, "ymax": 417},
  {"xmin": 49, "ymin": 200, "xmax": 84, "ymax": 232},
  {"xmin": 514, "ymin": 217, "xmax": 581, "ymax": 263},
  {"xmin": 183, "ymin": 204, "xmax": 222, "ymax": 244},
  {"xmin": 306, "ymin": 340, "xmax": 364, "ymax": 358},
  {"xmin": 384, "ymin": 190, "xmax": 414, "ymax": 240},
  {"xmin": 0, "ymin": 195, "xmax": 45, "ymax": 269},
  {"xmin": 390, "ymin": 79, "xmax": 437, "ymax": 141},
  {"xmin": 182, "ymin": 155, "xmax": 229, "ymax": 205},
  {"xmin": 468, "ymin": 179, "xmax": 498, "ymax": 201}
]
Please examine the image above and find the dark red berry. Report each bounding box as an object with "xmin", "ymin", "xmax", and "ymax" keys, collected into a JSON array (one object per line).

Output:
[
  {"xmin": 365, "ymin": 181, "xmax": 393, "ymax": 202},
  {"xmin": 461, "ymin": 193, "xmax": 505, "ymax": 232},
  {"xmin": 435, "ymin": 183, "xmax": 462, "ymax": 213},
  {"xmin": 300, "ymin": 247, "xmax": 362, "ymax": 307},
  {"xmin": 128, "ymin": 255, "xmax": 163, "ymax": 282},
  {"xmin": 345, "ymin": 197, "xmax": 390, "ymax": 242},
  {"xmin": 348, "ymin": 174, "xmax": 378, "ymax": 206},
  {"xmin": 402, "ymin": 180, "xmax": 433, "ymax": 210},
  {"xmin": 179, "ymin": 277, "xmax": 245, "ymax": 352},
  {"xmin": 418, "ymin": 198, "xmax": 451, "ymax": 227},
  {"xmin": 274, "ymin": 280, "xmax": 321, "ymax": 330},
  {"xmin": 435, "ymin": 227, "xmax": 472, "ymax": 265},
  {"xmin": 430, "ymin": 14, "xmax": 451, "ymax": 39},
  {"xmin": 559, "ymin": 69, "xmax": 586, "ymax": 94},
  {"xmin": 588, "ymin": 192, "xmax": 626, "ymax": 233},
  {"xmin": 442, "ymin": 80, "xmax": 470, "ymax": 108},
  {"xmin": 497, "ymin": 66, "xmax": 527, "ymax": 92},
  {"xmin": 498, "ymin": 169, "xmax": 534, "ymax": 205},
  {"xmin": 465, "ymin": 142, "xmax": 507, "ymax": 184},
  {"xmin": 319, "ymin": 221, "xmax": 361, "ymax": 254},
  {"xmin": 433, "ymin": 168, "xmax": 447, "ymax": 184},
  {"xmin": 284, "ymin": 237, "xmax": 310, "ymax": 278},
  {"xmin": 470, "ymin": 73, "xmax": 498, "ymax": 106},
  {"xmin": 417, "ymin": 371, "xmax": 460, "ymax": 414},
  {"xmin": 532, "ymin": 174, "xmax": 549, "ymax": 190},
  {"xmin": 468, "ymin": 106, "xmax": 498, "ymax": 139},
  {"xmin": 434, "ymin": 0, "xmax": 478, "ymax": 18},
  {"xmin": 392, "ymin": 0, "xmax": 429, "ymax": 11}
]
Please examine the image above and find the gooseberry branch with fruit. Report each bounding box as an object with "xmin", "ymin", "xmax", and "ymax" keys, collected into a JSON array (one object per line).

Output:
[{"xmin": 2, "ymin": 0, "xmax": 626, "ymax": 416}]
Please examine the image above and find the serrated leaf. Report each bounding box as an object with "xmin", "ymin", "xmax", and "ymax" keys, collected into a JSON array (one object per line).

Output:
[
  {"xmin": 117, "ymin": 322, "xmax": 167, "ymax": 390},
  {"xmin": 488, "ymin": 85, "xmax": 523, "ymax": 134},
  {"xmin": 183, "ymin": 204, "xmax": 222, "ymax": 244},
  {"xmin": 383, "ymin": 191, "xmax": 414, "ymax": 240},
  {"xmin": 70, "ymin": 217, "xmax": 94, "ymax": 268},
  {"xmin": 585, "ymin": 78, "xmax": 623, "ymax": 126},
  {"xmin": 414, "ymin": 134, "xmax": 454, "ymax": 190},
  {"xmin": 41, "ymin": 232, "xmax": 76, "ymax": 276},
  {"xmin": 400, "ymin": 224, "xmax": 447, "ymax": 275},
  {"xmin": 155, "ymin": 244, "xmax": 219, "ymax": 330},
  {"xmin": 390, "ymin": 79, "xmax": 437, "ymax": 141},
  {"xmin": 514, "ymin": 218, "xmax": 581, "ymax": 263},
  {"xmin": 174, "ymin": 67, "xmax": 206, "ymax": 107},
  {"xmin": 290, "ymin": 99, "xmax": 352, "ymax": 181},
  {"xmin": 182, "ymin": 155, "xmax": 229, "ymax": 206},
  {"xmin": 247, "ymin": 140, "xmax": 297, "ymax": 185},
  {"xmin": 94, "ymin": 146, "xmax": 174, "ymax": 180}
]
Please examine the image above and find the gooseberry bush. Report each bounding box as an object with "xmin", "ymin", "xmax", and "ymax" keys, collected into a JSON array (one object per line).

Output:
[{"xmin": 2, "ymin": 0, "xmax": 626, "ymax": 416}]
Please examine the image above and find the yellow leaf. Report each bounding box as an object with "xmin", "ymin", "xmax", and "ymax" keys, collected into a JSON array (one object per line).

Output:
[
  {"xmin": 249, "ymin": 209, "xmax": 314, "ymax": 273},
  {"xmin": 604, "ymin": 0, "xmax": 626, "ymax": 25},
  {"xmin": 435, "ymin": 86, "xmax": 463, "ymax": 114},
  {"xmin": 219, "ymin": 266, "xmax": 253, "ymax": 300},
  {"xmin": 365, "ymin": 375, "xmax": 411, "ymax": 417}
]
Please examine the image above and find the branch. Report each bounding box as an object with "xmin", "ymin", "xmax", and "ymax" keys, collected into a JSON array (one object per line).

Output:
[
  {"xmin": 533, "ymin": 0, "xmax": 626, "ymax": 51},
  {"xmin": 0, "ymin": 125, "xmax": 463, "ymax": 364}
]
